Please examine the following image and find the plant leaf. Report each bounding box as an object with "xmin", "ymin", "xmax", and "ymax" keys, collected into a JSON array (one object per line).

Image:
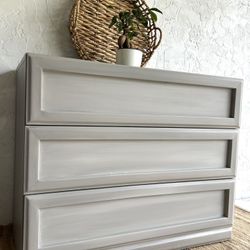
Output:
[
  {"xmin": 116, "ymin": 21, "xmax": 124, "ymax": 33},
  {"xmin": 109, "ymin": 16, "xmax": 117, "ymax": 28},
  {"xmin": 119, "ymin": 12, "xmax": 124, "ymax": 20},
  {"xmin": 150, "ymin": 8, "xmax": 163, "ymax": 14},
  {"xmin": 149, "ymin": 10, "xmax": 157, "ymax": 22},
  {"xmin": 132, "ymin": 8, "xmax": 143, "ymax": 19},
  {"xmin": 127, "ymin": 31, "xmax": 139, "ymax": 40}
]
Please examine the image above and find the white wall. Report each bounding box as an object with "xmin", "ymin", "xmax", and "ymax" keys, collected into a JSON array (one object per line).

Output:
[
  {"xmin": 0, "ymin": 0, "xmax": 249, "ymax": 225},
  {"xmin": 0, "ymin": 0, "xmax": 77, "ymax": 225},
  {"xmin": 147, "ymin": 0, "xmax": 250, "ymax": 201}
]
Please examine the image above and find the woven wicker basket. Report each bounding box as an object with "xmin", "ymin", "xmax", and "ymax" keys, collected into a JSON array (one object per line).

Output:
[{"xmin": 69, "ymin": 0, "xmax": 162, "ymax": 67}]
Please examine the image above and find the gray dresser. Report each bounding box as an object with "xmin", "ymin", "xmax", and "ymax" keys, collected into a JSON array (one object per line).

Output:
[{"xmin": 14, "ymin": 53, "xmax": 242, "ymax": 250}]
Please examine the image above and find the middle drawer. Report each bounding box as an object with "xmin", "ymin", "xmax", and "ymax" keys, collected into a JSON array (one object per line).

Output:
[{"xmin": 25, "ymin": 127, "xmax": 237, "ymax": 193}]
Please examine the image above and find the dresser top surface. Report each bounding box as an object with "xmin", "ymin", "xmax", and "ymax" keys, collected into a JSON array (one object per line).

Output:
[{"xmin": 19, "ymin": 53, "xmax": 243, "ymax": 87}]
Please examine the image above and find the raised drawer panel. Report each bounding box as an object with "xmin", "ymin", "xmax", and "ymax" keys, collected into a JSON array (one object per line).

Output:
[
  {"xmin": 26, "ymin": 127, "xmax": 238, "ymax": 193},
  {"xmin": 26, "ymin": 54, "xmax": 242, "ymax": 127},
  {"xmin": 25, "ymin": 180, "xmax": 234, "ymax": 250}
]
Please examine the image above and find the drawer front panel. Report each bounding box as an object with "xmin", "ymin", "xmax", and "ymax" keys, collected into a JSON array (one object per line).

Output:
[
  {"xmin": 25, "ymin": 180, "xmax": 234, "ymax": 250},
  {"xmin": 27, "ymin": 54, "xmax": 242, "ymax": 127},
  {"xmin": 26, "ymin": 127, "xmax": 238, "ymax": 193}
]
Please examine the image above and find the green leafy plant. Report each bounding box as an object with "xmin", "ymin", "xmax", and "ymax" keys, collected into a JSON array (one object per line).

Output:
[{"xmin": 109, "ymin": 3, "xmax": 162, "ymax": 49}]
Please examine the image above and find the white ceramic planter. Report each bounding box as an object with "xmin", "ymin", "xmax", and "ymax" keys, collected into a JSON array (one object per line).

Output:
[{"xmin": 116, "ymin": 49, "xmax": 143, "ymax": 67}]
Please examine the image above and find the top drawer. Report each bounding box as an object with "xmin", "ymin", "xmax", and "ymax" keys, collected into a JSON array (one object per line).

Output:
[{"xmin": 21, "ymin": 54, "xmax": 242, "ymax": 128}]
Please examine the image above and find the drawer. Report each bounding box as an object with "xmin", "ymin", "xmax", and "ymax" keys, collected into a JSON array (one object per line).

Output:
[
  {"xmin": 26, "ymin": 126, "xmax": 238, "ymax": 193},
  {"xmin": 24, "ymin": 180, "xmax": 234, "ymax": 250},
  {"xmin": 24, "ymin": 54, "xmax": 242, "ymax": 128}
]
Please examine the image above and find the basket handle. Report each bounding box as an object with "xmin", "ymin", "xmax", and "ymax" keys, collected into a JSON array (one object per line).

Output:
[{"xmin": 153, "ymin": 27, "xmax": 162, "ymax": 50}]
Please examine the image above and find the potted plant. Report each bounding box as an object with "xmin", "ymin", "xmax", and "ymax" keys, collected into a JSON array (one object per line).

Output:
[{"xmin": 109, "ymin": 3, "xmax": 162, "ymax": 67}]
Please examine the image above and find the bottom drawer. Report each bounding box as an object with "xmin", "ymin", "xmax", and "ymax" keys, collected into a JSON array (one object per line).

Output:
[{"xmin": 24, "ymin": 180, "xmax": 234, "ymax": 250}]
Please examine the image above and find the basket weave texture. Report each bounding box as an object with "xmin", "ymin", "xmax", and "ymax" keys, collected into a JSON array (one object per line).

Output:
[{"xmin": 69, "ymin": 0, "xmax": 162, "ymax": 67}]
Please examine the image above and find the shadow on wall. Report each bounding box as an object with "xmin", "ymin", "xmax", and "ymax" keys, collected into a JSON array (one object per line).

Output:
[
  {"xmin": 0, "ymin": 0, "xmax": 78, "ymax": 226},
  {"xmin": 0, "ymin": 71, "xmax": 16, "ymax": 225}
]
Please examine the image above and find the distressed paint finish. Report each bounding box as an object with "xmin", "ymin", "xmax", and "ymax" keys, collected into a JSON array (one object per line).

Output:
[
  {"xmin": 0, "ymin": 0, "xmax": 250, "ymax": 224},
  {"xmin": 25, "ymin": 180, "xmax": 234, "ymax": 250},
  {"xmin": 15, "ymin": 56, "xmax": 239, "ymax": 249},
  {"xmin": 25, "ymin": 126, "xmax": 237, "ymax": 193}
]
